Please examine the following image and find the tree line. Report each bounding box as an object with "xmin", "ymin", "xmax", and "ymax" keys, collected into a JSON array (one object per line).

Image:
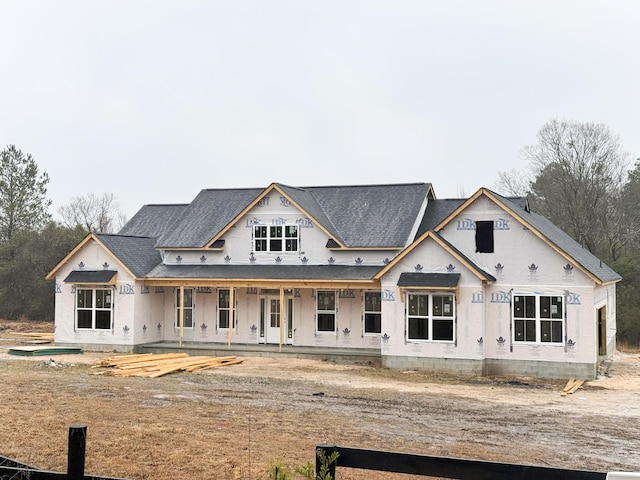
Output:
[
  {"xmin": 1, "ymin": 124, "xmax": 639, "ymax": 345},
  {"xmin": 495, "ymin": 118, "xmax": 640, "ymax": 346},
  {"xmin": 0, "ymin": 145, "xmax": 124, "ymax": 320}
]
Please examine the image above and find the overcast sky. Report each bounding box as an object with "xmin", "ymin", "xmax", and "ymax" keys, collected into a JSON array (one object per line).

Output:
[{"xmin": 1, "ymin": 1, "xmax": 639, "ymax": 220}]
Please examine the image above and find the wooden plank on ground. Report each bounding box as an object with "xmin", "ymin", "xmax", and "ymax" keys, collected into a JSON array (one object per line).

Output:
[
  {"xmin": 561, "ymin": 378, "xmax": 585, "ymax": 396},
  {"xmin": 93, "ymin": 353, "xmax": 241, "ymax": 378}
]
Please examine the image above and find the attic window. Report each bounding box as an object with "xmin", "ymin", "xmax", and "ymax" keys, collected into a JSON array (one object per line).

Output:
[{"xmin": 475, "ymin": 221, "xmax": 494, "ymax": 253}]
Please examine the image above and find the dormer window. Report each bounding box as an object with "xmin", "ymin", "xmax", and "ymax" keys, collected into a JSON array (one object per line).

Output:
[{"xmin": 254, "ymin": 225, "xmax": 299, "ymax": 252}]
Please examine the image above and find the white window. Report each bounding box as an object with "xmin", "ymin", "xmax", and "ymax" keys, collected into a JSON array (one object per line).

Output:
[
  {"xmin": 513, "ymin": 294, "xmax": 564, "ymax": 343},
  {"xmin": 406, "ymin": 293, "xmax": 455, "ymax": 341},
  {"xmin": 174, "ymin": 288, "xmax": 194, "ymax": 328},
  {"xmin": 316, "ymin": 290, "xmax": 336, "ymax": 332},
  {"xmin": 364, "ymin": 291, "xmax": 381, "ymax": 334},
  {"xmin": 76, "ymin": 288, "xmax": 112, "ymax": 330},
  {"xmin": 254, "ymin": 225, "xmax": 299, "ymax": 252},
  {"xmin": 218, "ymin": 288, "xmax": 235, "ymax": 329}
]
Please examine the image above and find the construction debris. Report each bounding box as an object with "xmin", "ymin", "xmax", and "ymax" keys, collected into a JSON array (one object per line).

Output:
[
  {"xmin": 9, "ymin": 345, "xmax": 83, "ymax": 356},
  {"xmin": 93, "ymin": 353, "xmax": 243, "ymax": 378},
  {"xmin": 561, "ymin": 378, "xmax": 585, "ymax": 397}
]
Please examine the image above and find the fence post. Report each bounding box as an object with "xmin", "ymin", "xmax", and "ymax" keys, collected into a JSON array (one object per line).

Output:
[
  {"xmin": 67, "ymin": 424, "xmax": 87, "ymax": 480},
  {"xmin": 316, "ymin": 445, "xmax": 338, "ymax": 479}
]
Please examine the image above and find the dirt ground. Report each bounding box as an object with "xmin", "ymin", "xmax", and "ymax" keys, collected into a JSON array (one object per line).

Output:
[{"xmin": 1, "ymin": 318, "xmax": 640, "ymax": 480}]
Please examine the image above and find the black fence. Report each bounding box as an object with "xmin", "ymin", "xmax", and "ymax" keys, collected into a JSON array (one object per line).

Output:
[
  {"xmin": 0, "ymin": 425, "xmax": 128, "ymax": 480},
  {"xmin": 315, "ymin": 445, "xmax": 612, "ymax": 480}
]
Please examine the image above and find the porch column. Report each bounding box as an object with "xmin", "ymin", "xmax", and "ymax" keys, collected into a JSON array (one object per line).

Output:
[
  {"xmin": 228, "ymin": 287, "xmax": 235, "ymax": 350},
  {"xmin": 279, "ymin": 287, "xmax": 284, "ymax": 352},
  {"xmin": 179, "ymin": 285, "xmax": 184, "ymax": 347}
]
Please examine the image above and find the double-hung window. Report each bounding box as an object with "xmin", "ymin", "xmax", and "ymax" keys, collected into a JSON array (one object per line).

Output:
[
  {"xmin": 513, "ymin": 294, "xmax": 564, "ymax": 343},
  {"xmin": 364, "ymin": 291, "xmax": 382, "ymax": 334},
  {"xmin": 174, "ymin": 288, "xmax": 194, "ymax": 328},
  {"xmin": 254, "ymin": 225, "xmax": 299, "ymax": 252},
  {"xmin": 407, "ymin": 293, "xmax": 455, "ymax": 341},
  {"xmin": 76, "ymin": 288, "xmax": 112, "ymax": 330},
  {"xmin": 316, "ymin": 290, "xmax": 336, "ymax": 332},
  {"xmin": 218, "ymin": 288, "xmax": 235, "ymax": 329}
]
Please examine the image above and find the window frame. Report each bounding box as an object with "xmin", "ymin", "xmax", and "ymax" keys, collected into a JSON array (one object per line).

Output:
[
  {"xmin": 76, "ymin": 287, "xmax": 113, "ymax": 331},
  {"xmin": 406, "ymin": 292, "xmax": 455, "ymax": 343},
  {"xmin": 363, "ymin": 290, "xmax": 382, "ymax": 335},
  {"xmin": 316, "ymin": 290, "xmax": 337, "ymax": 333},
  {"xmin": 174, "ymin": 287, "xmax": 194, "ymax": 329},
  {"xmin": 512, "ymin": 293, "xmax": 565, "ymax": 344},
  {"xmin": 253, "ymin": 224, "xmax": 299, "ymax": 253},
  {"xmin": 218, "ymin": 288, "xmax": 236, "ymax": 330}
]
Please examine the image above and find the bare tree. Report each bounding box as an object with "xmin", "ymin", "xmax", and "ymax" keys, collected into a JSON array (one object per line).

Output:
[
  {"xmin": 492, "ymin": 168, "xmax": 532, "ymax": 197},
  {"xmin": 58, "ymin": 193, "xmax": 126, "ymax": 234},
  {"xmin": 523, "ymin": 118, "xmax": 632, "ymax": 260}
]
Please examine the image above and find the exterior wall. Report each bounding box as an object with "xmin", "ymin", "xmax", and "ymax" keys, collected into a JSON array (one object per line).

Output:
[
  {"xmin": 380, "ymin": 239, "xmax": 487, "ymax": 364},
  {"xmin": 53, "ymin": 239, "xmax": 137, "ymax": 351},
  {"xmin": 435, "ymin": 196, "xmax": 601, "ymax": 378}
]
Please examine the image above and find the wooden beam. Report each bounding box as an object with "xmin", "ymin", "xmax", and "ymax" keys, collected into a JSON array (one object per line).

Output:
[
  {"xmin": 179, "ymin": 285, "xmax": 184, "ymax": 347},
  {"xmin": 279, "ymin": 287, "xmax": 284, "ymax": 352},
  {"xmin": 228, "ymin": 287, "xmax": 234, "ymax": 350}
]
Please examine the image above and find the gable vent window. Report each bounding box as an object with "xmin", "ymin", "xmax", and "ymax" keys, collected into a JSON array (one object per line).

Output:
[{"xmin": 475, "ymin": 221, "xmax": 494, "ymax": 253}]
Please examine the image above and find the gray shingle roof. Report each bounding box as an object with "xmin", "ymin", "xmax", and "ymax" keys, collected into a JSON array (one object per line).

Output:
[
  {"xmin": 118, "ymin": 204, "xmax": 188, "ymax": 238},
  {"xmin": 146, "ymin": 264, "xmax": 382, "ymax": 281},
  {"xmin": 296, "ymin": 183, "xmax": 432, "ymax": 248},
  {"xmin": 415, "ymin": 198, "xmax": 466, "ymax": 239},
  {"xmin": 95, "ymin": 234, "xmax": 162, "ymax": 278},
  {"xmin": 397, "ymin": 272, "xmax": 461, "ymax": 288},
  {"xmin": 156, "ymin": 188, "xmax": 263, "ymax": 248},
  {"xmin": 146, "ymin": 182, "xmax": 432, "ymax": 249},
  {"xmin": 64, "ymin": 270, "xmax": 117, "ymax": 284}
]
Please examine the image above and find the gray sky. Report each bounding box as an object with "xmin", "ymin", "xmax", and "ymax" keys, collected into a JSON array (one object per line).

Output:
[{"xmin": 2, "ymin": 1, "xmax": 639, "ymax": 221}]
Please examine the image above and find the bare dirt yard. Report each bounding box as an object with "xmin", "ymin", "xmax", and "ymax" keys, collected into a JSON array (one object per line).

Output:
[{"xmin": 1, "ymin": 318, "xmax": 640, "ymax": 480}]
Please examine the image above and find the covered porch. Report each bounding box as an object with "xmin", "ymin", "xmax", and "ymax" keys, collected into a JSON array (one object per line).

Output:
[{"xmin": 142, "ymin": 263, "xmax": 385, "ymax": 352}]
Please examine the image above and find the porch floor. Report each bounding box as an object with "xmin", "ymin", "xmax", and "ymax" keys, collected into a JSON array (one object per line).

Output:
[{"xmin": 136, "ymin": 341, "xmax": 381, "ymax": 366}]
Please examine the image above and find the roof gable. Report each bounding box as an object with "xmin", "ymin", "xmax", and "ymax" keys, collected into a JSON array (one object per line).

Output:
[{"xmin": 434, "ymin": 188, "xmax": 621, "ymax": 285}]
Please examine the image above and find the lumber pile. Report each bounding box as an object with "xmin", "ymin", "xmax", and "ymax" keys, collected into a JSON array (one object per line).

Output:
[
  {"xmin": 9, "ymin": 332, "xmax": 54, "ymax": 343},
  {"xmin": 561, "ymin": 378, "xmax": 585, "ymax": 397},
  {"xmin": 93, "ymin": 353, "xmax": 243, "ymax": 378}
]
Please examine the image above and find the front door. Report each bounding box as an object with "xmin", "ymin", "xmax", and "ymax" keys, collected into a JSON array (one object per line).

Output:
[
  {"xmin": 266, "ymin": 296, "xmax": 282, "ymax": 344},
  {"xmin": 259, "ymin": 295, "xmax": 293, "ymax": 344}
]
